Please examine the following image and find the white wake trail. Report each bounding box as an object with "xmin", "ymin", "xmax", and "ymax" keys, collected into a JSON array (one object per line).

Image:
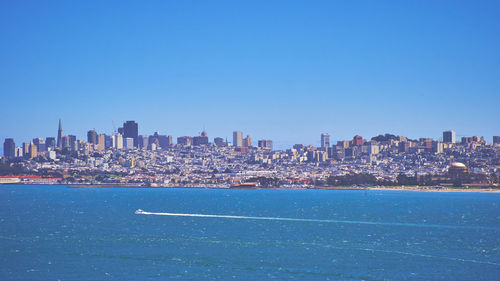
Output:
[{"xmin": 135, "ymin": 210, "xmax": 500, "ymax": 231}]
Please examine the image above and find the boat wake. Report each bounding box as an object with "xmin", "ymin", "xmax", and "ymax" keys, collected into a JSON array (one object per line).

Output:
[{"xmin": 134, "ymin": 210, "xmax": 500, "ymax": 231}]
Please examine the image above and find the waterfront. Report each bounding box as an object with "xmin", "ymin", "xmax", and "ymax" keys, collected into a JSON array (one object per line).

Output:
[{"xmin": 0, "ymin": 185, "xmax": 499, "ymax": 280}]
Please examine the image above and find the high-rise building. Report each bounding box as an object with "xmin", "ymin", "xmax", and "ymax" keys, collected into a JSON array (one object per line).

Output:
[
  {"xmin": 398, "ymin": 141, "xmax": 409, "ymax": 153},
  {"xmin": 493, "ymin": 136, "xmax": 500, "ymax": 145},
  {"xmin": 87, "ymin": 130, "xmax": 97, "ymax": 144},
  {"xmin": 61, "ymin": 136, "xmax": 69, "ymax": 149},
  {"xmin": 3, "ymin": 138, "xmax": 15, "ymax": 159},
  {"xmin": 15, "ymin": 147, "xmax": 23, "ymax": 158},
  {"xmin": 69, "ymin": 135, "xmax": 77, "ymax": 150},
  {"xmin": 432, "ymin": 141, "xmax": 443, "ymax": 154},
  {"xmin": 105, "ymin": 135, "xmax": 114, "ymax": 149},
  {"xmin": 243, "ymin": 135, "xmax": 252, "ymax": 147},
  {"xmin": 193, "ymin": 132, "xmax": 209, "ymax": 146},
  {"xmin": 138, "ymin": 135, "xmax": 149, "ymax": 149},
  {"xmin": 367, "ymin": 142, "xmax": 379, "ymax": 155},
  {"xmin": 233, "ymin": 131, "xmax": 243, "ymax": 148},
  {"xmin": 177, "ymin": 136, "xmax": 192, "ymax": 146},
  {"xmin": 123, "ymin": 121, "xmax": 138, "ymax": 147},
  {"xmin": 443, "ymin": 130, "xmax": 456, "ymax": 143},
  {"xmin": 28, "ymin": 142, "xmax": 37, "ymax": 159},
  {"xmin": 337, "ymin": 140, "xmax": 350, "ymax": 149},
  {"xmin": 214, "ymin": 137, "xmax": 225, "ymax": 147},
  {"xmin": 149, "ymin": 132, "xmax": 173, "ymax": 149},
  {"xmin": 45, "ymin": 137, "xmax": 56, "ymax": 149},
  {"xmin": 57, "ymin": 119, "xmax": 63, "ymax": 148},
  {"xmin": 321, "ymin": 133, "xmax": 330, "ymax": 149},
  {"xmin": 96, "ymin": 134, "xmax": 105, "ymax": 151},
  {"xmin": 33, "ymin": 138, "xmax": 46, "ymax": 152},
  {"xmin": 258, "ymin": 140, "xmax": 273, "ymax": 150},
  {"xmin": 352, "ymin": 135, "xmax": 363, "ymax": 146},
  {"xmin": 115, "ymin": 133, "xmax": 123, "ymax": 149},
  {"xmin": 23, "ymin": 142, "xmax": 31, "ymax": 157},
  {"xmin": 124, "ymin": 137, "xmax": 134, "ymax": 149}
]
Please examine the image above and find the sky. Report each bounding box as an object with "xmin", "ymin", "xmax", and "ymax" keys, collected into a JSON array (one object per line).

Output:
[{"xmin": 1, "ymin": 0, "xmax": 499, "ymax": 150}]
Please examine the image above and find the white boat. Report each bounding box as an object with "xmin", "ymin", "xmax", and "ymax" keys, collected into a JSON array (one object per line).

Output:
[{"xmin": 135, "ymin": 209, "xmax": 145, "ymax": 214}]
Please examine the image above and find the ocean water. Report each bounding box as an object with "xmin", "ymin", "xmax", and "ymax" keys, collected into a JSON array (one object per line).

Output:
[{"xmin": 0, "ymin": 185, "xmax": 499, "ymax": 280}]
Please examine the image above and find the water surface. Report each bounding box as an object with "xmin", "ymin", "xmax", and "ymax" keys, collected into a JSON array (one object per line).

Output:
[{"xmin": 0, "ymin": 185, "xmax": 499, "ymax": 280}]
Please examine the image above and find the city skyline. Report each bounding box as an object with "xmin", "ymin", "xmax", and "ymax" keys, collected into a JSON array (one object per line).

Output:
[
  {"xmin": 2, "ymin": 118, "xmax": 499, "ymax": 156},
  {"xmin": 1, "ymin": 1, "xmax": 499, "ymax": 148}
]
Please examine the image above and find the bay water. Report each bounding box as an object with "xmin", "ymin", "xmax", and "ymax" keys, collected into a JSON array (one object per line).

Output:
[{"xmin": 0, "ymin": 185, "xmax": 499, "ymax": 280}]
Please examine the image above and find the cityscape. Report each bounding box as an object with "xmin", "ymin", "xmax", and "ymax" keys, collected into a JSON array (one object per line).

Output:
[
  {"xmin": 1, "ymin": 1, "xmax": 500, "ymax": 280},
  {"xmin": 2, "ymin": 119, "xmax": 499, "ymax": 189}
]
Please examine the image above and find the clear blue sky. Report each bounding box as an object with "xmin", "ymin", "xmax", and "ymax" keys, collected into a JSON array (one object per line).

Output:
[{"xmin": 1, "ymin": 0, "xmax": 499, "ymax": 150}]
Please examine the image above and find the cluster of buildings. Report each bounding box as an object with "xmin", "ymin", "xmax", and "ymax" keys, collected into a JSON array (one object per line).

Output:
[{"xmin": 1, "ymin": 121, "xmax": 499, "ymax": 187}]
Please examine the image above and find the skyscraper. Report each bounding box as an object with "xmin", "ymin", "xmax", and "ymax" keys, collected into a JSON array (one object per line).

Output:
[
  {"xmin": 87, "ymin": 130, "xmax": 97, "ymax": 144},
  {"xmin": 45, "ymin": 137, "xmax": 56, "ymax": 149},
  {"xmin": 233, "ymin": 131, "xmax": 243, "ymax": 148},
  {"xmin": 138, "ymin": 135, "xmax": 149, "ymax": 149},
  {"xmin": 123, "ymin": 121, "xmax": 138, "ymax": 147},
  {"xmin": 258, "ymin": 140, "xmax": 273, "ymax": 150},
  {"xmin": 493, "ymin": 136, "xmax": 500, "ymax": 145},
  {"xmin": 321, "ymin": 133, "xmax": 330, "ymax": 149},
  {"xmin": 115, "ymin": 133, "xmax": 123, "ymax": 149},
  {"xmin": 96, "ymin": 134, "xmax": 105, "ymax": 151},
  {"xmin": 242, "ymin": 135, "xmax": 252, "ymax": 147},
  {"xmin": 214, "ymin": 137, "xmax": 225, "ymax": 147},
  {"xmin": 352, "ymin": 135, "xmax": 363, "ymax": 146},
  {"xmin": 443, "ymin": 130, "xmax": 456, "ymax": 143},
  {"xmin": 57, "ymin": 119, "xmax": 63, "ymax": 148},
  {"xmin": 193, "ymin": 132, "xmax": 209, "ymax": 146},
  {"xmin": 3, "ymin": 138, "xmax": 15, "ymax": 159},
  {"xmin": 33, "ymin": 138, "xmax": 46, "ymax": 152}
]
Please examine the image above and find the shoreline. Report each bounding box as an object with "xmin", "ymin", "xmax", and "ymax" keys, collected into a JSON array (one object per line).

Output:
[{"xmin": 2, "ymin": 183, "xmax": 500, "ymax": 193}]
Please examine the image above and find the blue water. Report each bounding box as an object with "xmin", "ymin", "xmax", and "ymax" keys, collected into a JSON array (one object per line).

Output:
[{"xmin": 0, "ymin": 185, "xmax": 499, "ymax": 280}]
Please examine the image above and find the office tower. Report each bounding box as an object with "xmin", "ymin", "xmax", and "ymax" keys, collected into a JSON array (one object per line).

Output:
[
  {"xmin": 115, "ymin": 133, "xmax": 123, "ymax": 149},
  {"xmin": 96, "ymin": 134, "xmax": 105, "ymax": 151},
  {"xmin": 336, "ymin": 140, "xmax": 350, "ymax": 149},
  {"xmin": 321, "ymin": 133, "xmax": 330, "ymax": 149},
  {"xmin": 420, "ymin": 138, "xmax": 433, "ymax": 148},
  {"xmin": 67, "ymin": 135, "xmax": 77, "ymax": 150},
  {"xmin": 233, "ymin": 131, "xmax": 243, "ymax": 148},
  {"xmin": 150, "ymin": 132, "xmax": 172, "ymax": 149},
  {"xmin": 123, "ymin": 121, "xmax": 138, "ymax": 147},
  {"xmin": 398, "ymin": 141, "xmax": 409, "ymax": 153},
  {"xmin": 87, "ymin": 130, "xmax": 98, "ymax": 144},
  {"xmin": 214, "ymin": 137, "xmax": 225, "ymax": 147},
  {"xmin": 15, "ymin": 147, "xmax": 23, "ymax": 158},
  {"xmin": 105, "ymin": 135, "xmax": 114, "ymax": 149},
  {"xmin": 57, "ymin": 119, "xmax": 63, "ymax": 148},
  {"xmin": 160, "ymin": 135, "xmax": 173, "ymax": 148},
  {"xmin": 443, "ymin": 130, "xmax": 456, "ymax": 143},
  {"xmin": 138, "ymin": 135, "xmax": 149, "ymax": 149},
  {"xmin": 352, "ymin": 135, "xmax": 363, "ymax": 146},
  {"xmin": 493, "ymin": 136, "xmax": 500, "ymax": 145},
  {"xmin": 243, "ymin": 135, "xmax": 252, "ymax": 147},
  {"xmin": 45, "ymin": 137, "xmax": 56, "ymax": 149},
  {"xmin": 258, "ymin": 140, "xmax": 273, "ymax": 150},
  {"xmin": 177, "ymin": 136, "xmax": 192, "ymax": 146},
  {"xmin": 367, "ymin": 142, "xmax": 379, "ymax": 155},
  {"xmin": 23, "ymin": 142, "xmax": 30, "ymax": 156},
  {"xmin": 3, "ymin": 138, "xmax": 15, "ymax": 159},
  {"xmin": 28, "ymin": 142, "xmax": 37, "ymax": 159},
  {"xmin": 432, "ymin": 141, "xmax": 443, "ymax": 154},
  {"xmin": 193, "ymin": 132, "xmax": 209, "ymax": 146},
  {"xmin": 33, "ymin": 138, "xmax": 46, "ymax": 152},
  {"xmin": 124, "ymin": 137, "xmax": 134, "ymax": 149}
]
